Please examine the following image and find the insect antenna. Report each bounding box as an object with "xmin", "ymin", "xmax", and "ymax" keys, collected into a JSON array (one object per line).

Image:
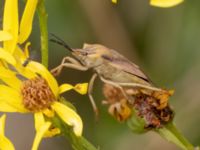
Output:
[{"xmin": 49, "ymin": 33, "xmax": 74, "ymax": 52}]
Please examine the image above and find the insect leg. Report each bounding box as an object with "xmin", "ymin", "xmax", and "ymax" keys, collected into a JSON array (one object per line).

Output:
[
  {"xmin": 99, "ymin": 76, "xmax": 129, "ymax": 99},
  {"xmin": 117, "ymin": 83, "xmax": 162, "ymax": 91},
  {"xmin": 100, "ymin": 77, "xmax": 162, "ymax": 96},
  {"xmin": 51, "ymin": 56, "xmax": 88, "ymax": 76},
  {"xmin": 100, "ymin": 77, "xmax": 163, "ymax": 112},
  {"xmin": 88, "ymin": 73, "xmax": 99, "ymax": 118},
  {"xmin": 62, "ymin": 56, "xmax": 82, "ymax": 65}
]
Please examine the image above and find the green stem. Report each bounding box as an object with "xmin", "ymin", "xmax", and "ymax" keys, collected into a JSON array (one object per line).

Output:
[
  {"xmin": 156, "ymin": 122, "xmax": 194, "ymax": 150},
  {"xmin": 37, "ymin": 0, "xmax": 48, "ymax": 67},
  {"xmin": 51, "ymin": 116, "xmax": 98, "ymax": 150}
]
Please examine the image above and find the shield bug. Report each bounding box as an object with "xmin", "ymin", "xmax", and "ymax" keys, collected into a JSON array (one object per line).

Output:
[{"xmin": 50, "ymin": 34, "xmax": 165, "ymax": 116}]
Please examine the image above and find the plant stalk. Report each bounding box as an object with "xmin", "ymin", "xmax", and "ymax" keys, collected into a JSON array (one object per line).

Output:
[
  {"xmin": 37, "ymin": 0, "xmax": 49, "ymax": 67},
  {"xmin": 51, "ymin": 116, "xmax": 98, "ymax": 150},
  {"xmin": 156, "ymin": 122, "xmax": 194, "ymax": 150}
]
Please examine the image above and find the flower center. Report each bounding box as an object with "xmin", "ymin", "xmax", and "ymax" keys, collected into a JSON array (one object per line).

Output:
[{"xmin": 21, "ymin": 77, "xmax": 56, "ymax": 111}]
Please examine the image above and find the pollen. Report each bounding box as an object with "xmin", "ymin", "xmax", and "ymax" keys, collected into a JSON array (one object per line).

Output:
[{"xmin": 21, "ymin": 77, "xmax": 56, "ymax": 111}]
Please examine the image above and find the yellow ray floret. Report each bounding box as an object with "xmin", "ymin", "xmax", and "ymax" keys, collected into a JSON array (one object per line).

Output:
[
  {"xmin": 150, "ymin": 0, "xmax": 183, "ymax": 8},
  {"xmin": 51, "ymin": 102, "xmax": 83, "ymax": 136},
  {"xmin": 18, "ymin": 0, "xmax": 38, "ymax": 43},
  {"xmin": 0, "ymin": 114, "xmax": 15, "ymax": 150},
  {"xmin": 32, "ymin": 122, "xmax": 51, "ymax": 150},
  {"xmin": 0, "ymin": 48, "xmax": 16, "ymax": 65},
  {"xmin": 3, "ymin": 0, "xmax": 18, "ymax": 53},
  {"xmin": 2, "ymin": 0, "xmax": 38, "ymax": 54},
  {"xmin": 0, "ymin": 31, "xmax": 12, "ymax": 41},
  {"xmin": 0, "ymin": 67, "xmax": 22, "ymax": 90},
  {"xmin": 0, "ymin": 85, "xmax": 28, "ymax": 113},
  {"xmin": 59, "ymin": 83, "xmax": 88, "ymax": 95},
  {"xmin": 32, "ymin": 114, "xmax": 51, "ymax": 150}
]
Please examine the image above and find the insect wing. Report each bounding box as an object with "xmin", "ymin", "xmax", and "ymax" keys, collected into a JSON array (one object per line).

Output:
[{"xmin": 102, "ymin": 49, "xmax": 150, "ymax": 82}]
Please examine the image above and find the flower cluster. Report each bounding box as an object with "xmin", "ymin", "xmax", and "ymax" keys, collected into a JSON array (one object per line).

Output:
[{"xmin": 0, "ymin": 0, "xmax": 87, "ymax": 150}]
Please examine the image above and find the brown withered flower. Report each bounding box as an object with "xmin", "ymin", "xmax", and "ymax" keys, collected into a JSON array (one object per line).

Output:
[
  {"xmin": 103, "ymin": 83, "xmax": 174, "ymax": 129},
  {"xmin": 102, "ymin": 84, "xmax": 132, "ymax": 122}
]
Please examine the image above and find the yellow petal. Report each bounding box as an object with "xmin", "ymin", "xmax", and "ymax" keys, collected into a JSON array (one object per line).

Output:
[
  {"xmin": 32, "ymin": 121, "xmax": 51, "ymax": 150},
  {"xmin": 150, "ymin": 0, "xmax": 183, "ymax": 7},
  {"xmin": 18, "ymin": 0, "xmax": 38, "ymax": 43},
  {"xmin": 43, "ymin": 127, "xmax": 60, "ymax": 138},
  {"xmin": 13, "ymin": 46, "xmax": 27, "ymax": 64},
  {"xmin": 13, "ymin": 62, "xmax": 36, "ymax": 81},
  {"xmin": 0, "ymin": 85, "xmax": 28, "ymax": 113},
  {"xmin": 42, "ymin": 108, "xmax": 54, "ymax": 118},
  {"xmin": 25, "ymin": 61, "xmax": 59, "ymax": 96},
  {"xmin": 3, "ymin": 0, "xmax": 18, "ymax": 53},
  {"xmin": 51, "ymin": 102, "xmax": 83, "ymax": 136},
  {"xmin": 0, "ymin": 114, "xmax": 6, "ymax": 135},
  {"xmin": 0, "ymin": 67, "xmax": 17, "ymax": 78},
  {"xmin": 0, "ymin": 101, "xmax": 19, "ymax": 112},
  {"xmin": 74, "ymin": 83, "xmax": 88, "ymax": 95},
  {"xmin": 34, "ymin": 112, "xmax": 60, "ymax": 138},
  {"xmin": 15, "ymin": 63, "xmax": 37, "ymax": 79},
  {"xmin": 24, "ymin": 42, "xmax": 31, "ymax": 58},
  {"xmin": 13, "ymin": 43, "xmax": 30, "ymax": 64},
  {"xmin": 13, "ymin": 46, "xmax": 36, "ymax": 79},
  {"xmin": 0, "ymin": 62, "xmax": 3, "ymax": 67},
  {"xmin": 0, "ymin": 135, "xmax": 15, "ymax": 150},
  {"xmin": 0, "ymin": 115, "xmax": 15, "ymax": 150},
  {"xmin": 34, "ymin": 112, "xmax": 45, "ymax": 132},
  {"xmin": 59, "ymin": 84, "xmax": 74, "ymax": 94},
  {"xmin": 0, "ymin": 48, "xmax": 16, "ymax": 65},
  {"xmin": 0, "ymin": 67, "xmax": 22, "ymax": 90},
  {"xmin": 12, "ymin": 45, "xmax": 38, "ymax": 79},
  {"xmin": 112, "ymin": 0, "xmax": 117, "ymax": 4},
  {"xmin": 0, "ymin": 31, "xmax": 12, "ymax": 41}
]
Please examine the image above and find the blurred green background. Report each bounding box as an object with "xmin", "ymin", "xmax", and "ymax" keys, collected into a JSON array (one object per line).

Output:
[{"xmin": 1, "ymin": 0, "xmax": 200, "ymax": 149}]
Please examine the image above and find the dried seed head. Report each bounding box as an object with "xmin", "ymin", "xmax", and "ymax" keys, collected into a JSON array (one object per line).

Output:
[
  {"xmin": 103, "ymin": 83, "xmax": 124, "ymax": 104},
  {"xmin": 103, "ymin": 84, "xmax": 132, "ymax": 121},
  {"xmin": 131, "ymin": 89, "xmax": 174, "ymax": 128},
  {"xmin": 103, "ymin": 83, "xmax": 174, "ymax": 127},
  {"xmin": 21, "ymin": 77, "xmax": 56, "ymax": 112},
  {"xmin": 108, "ymin": 99, "xmax": 132, "ymax": 121}
]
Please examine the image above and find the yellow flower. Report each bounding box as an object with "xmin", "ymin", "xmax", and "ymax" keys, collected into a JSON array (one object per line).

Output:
[
  {"xmin": 0, "ymin": 61, "xmax": 87, "ymax": 149},
  {"xmin": 0, "ymin": 52, "xmax": 88, "ymax": 150},
  {"xmin": 0, "ymin": 114, "xmax": 15, "ymax": 150},
  {"xmin": 150, "ymin": 0, "xmax": 183, "ymax": 8},
  {"xmin": 0, "ymin": 0, "xmax": 37, "ymax": 54},
  {"xmin": 111, "ymin": 0, "xmax": 183, "ymax": 7},
  {"xmin": 111, "ymin": 0, "xmax": 117, "ymax": 4},
  {"xmin": 0, "ymin": 1, "xmax": 88, "ymax": 150},
  {"xmin": 0, "ymin": 0, "xmax": 39, "ymax": 70},
  {"xmin": 0, "ymin": 50, "xmax": 88, "ymax": 146}
]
